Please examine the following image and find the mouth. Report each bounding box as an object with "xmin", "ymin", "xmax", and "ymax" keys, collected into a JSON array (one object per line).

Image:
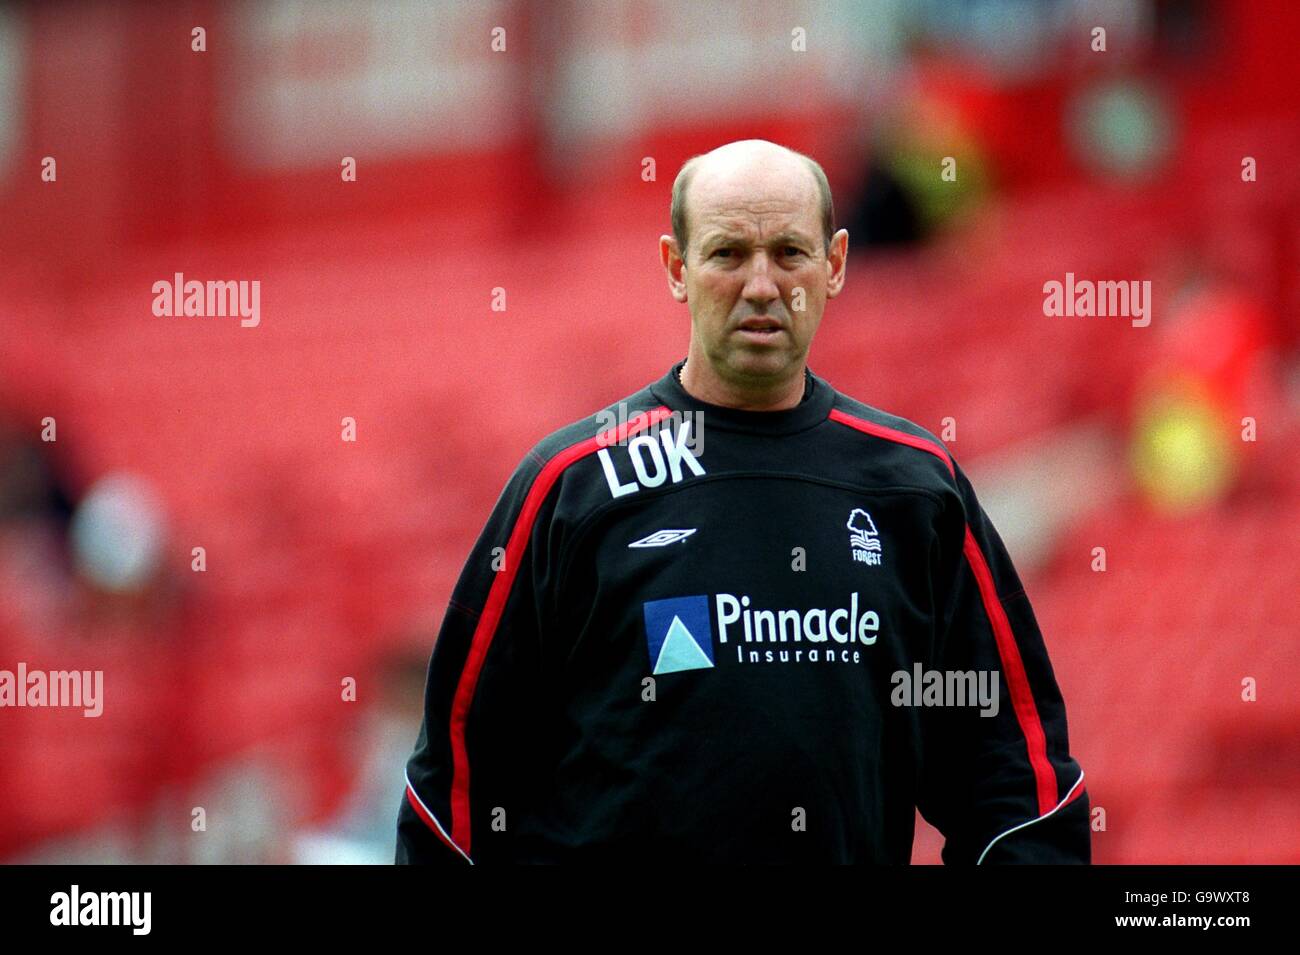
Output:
[{"xmin": 735, "ymin": 319, "xmax": 785, "ymax": 339}]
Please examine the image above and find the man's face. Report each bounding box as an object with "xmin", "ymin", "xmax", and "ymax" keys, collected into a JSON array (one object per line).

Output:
[{"xmin": 662, "ymin": 160, "xmax": 847, "ymax": 387}]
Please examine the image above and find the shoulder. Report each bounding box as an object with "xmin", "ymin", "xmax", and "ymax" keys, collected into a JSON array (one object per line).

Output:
[
  {"xmin": 500, "ymin": 380, "xmax": 665, "ymax": 516},
  {"xmin": 828, "ymin": 391, "xmax": 951, "ymax": 463},
  {"xmin": 823, "ymin": 387, "xmax": 962, "ymax": 496},
  {"xmin": 524, "ymin": 381, "xmax": 664, "ymax": 467}
]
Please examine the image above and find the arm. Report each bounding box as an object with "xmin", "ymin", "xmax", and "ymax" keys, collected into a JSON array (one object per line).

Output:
[
  {"xmin": 916, "ymin": 459, "xmax": 1090, "ymax": 865},
  {"xmin": 395, "ymin": 450, "xmax": 562, "ymax": 864}
]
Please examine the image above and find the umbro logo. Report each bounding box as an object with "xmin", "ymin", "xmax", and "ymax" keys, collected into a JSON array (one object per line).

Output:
[{"xmin": 629, "ymin": 528, "xmax": 697, "ymax": 548}]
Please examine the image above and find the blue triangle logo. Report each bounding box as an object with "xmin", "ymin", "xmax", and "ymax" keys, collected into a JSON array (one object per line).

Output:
[
  {"xmin": 653, "ymin": 616, "xmax": 714, "ymax": 674},
  {"xmin": 644, "ymin": 595, "xmax": 714, "ymax": 674}
]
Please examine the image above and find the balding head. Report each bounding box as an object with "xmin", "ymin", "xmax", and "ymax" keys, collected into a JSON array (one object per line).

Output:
[
  {"xmin": 670, "ymin": 140, "xmax": 834, "ymax": 263},
  {"xmin": 658, "ymin": 138, "xmax": 848, "ymax": 410}
]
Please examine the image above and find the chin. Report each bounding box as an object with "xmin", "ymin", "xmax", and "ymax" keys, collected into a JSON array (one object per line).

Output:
[{"xmin": 726, "ymin": 351, "xmax": 794, "ymax": 381}]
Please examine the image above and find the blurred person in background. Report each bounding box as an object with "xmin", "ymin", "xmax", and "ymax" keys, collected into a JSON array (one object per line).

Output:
[
  {"xmin": 0, "ymin": 416, "xmax": 80, "ymax": 632},
  {"xmin": 293, "ymin": 647, "xmax": 429, "ymax": 864}
]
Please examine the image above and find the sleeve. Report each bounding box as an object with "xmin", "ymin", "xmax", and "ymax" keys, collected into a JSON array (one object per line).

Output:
[
  {"xmin": 395, "ymin": 449, "xmax": 564, "ymax": 865},
  {"xmin": 915, "ymin": 458, "xmax": 1091, "ymax": 865}
]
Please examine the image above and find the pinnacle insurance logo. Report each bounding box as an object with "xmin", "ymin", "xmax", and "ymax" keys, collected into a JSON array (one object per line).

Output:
[{"xmin": 643, "ymin": 593, "xmax": 882, "ymax": 674}]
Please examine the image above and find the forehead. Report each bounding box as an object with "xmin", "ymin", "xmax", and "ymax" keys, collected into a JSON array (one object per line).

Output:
[{"xmin": 690, "ymin": 163, "xmax": 820, "ymax": 244}]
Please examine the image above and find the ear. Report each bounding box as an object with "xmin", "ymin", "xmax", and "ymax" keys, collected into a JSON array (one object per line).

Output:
[
  {"xmin": 660, "ymin": 235, "xmax": 688, "ymax": 303},
  {"xmin": 825, "ymin": 229, "xmax": 849, "ymax": 298}
]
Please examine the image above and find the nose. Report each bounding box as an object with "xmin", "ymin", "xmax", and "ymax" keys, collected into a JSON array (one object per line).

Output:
[{"xmin": 741, "ymin": 249, "xmax": 781, "ymax": 308}]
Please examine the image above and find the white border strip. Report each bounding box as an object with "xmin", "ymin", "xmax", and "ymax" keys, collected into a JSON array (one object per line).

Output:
[
  {"xmin": 976, "ymin": 770, "xmax": 1086, "ymax": 865},
  {"xmin": 404, "ymin": 770, "xmax": 474, "ymax": 865}
]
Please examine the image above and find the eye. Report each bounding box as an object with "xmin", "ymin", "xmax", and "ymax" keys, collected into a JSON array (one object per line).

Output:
[
  {"xmin": 711, "ymin": 248, "xmax": 734, "ymax": 258},
  {"xmin": 782, "ymin": 246, "xmax": 805, "ymax": 257}
]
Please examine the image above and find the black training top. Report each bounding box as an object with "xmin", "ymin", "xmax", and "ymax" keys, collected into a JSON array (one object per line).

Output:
[{"xmin": 397, "ymin": 359, "xmax": 1089, "ymax": 864}]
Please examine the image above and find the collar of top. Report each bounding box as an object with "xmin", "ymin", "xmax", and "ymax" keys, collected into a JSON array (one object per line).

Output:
[{"xmin": 649, "ymin": 358, "xmax": 834, "ymax": 436}]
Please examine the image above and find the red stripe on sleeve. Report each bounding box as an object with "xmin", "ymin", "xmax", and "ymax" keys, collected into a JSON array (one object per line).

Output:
[
  {"xmin": 447, "ymin": 405, "xmax": 675, "ymax": 853},
  {"xmin": 961, "ymin": 528, "xmax": 1058, "ymax": 814},
  {"xmin": 828, "ymin": 408, "xmax": 955, "ymax": 476},
  {"xmin": 405, "ymin": 782, "xmax": 470, "ymax": 861},
  {"xmin": 828, "ymin": 407, "xmax": 1059, "ymax": 815}
]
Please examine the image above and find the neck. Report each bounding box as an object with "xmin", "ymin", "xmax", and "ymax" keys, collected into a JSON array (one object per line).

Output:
[{"xmin": 679, "ymin": 354, "xmax": 806, "ymax": 411}]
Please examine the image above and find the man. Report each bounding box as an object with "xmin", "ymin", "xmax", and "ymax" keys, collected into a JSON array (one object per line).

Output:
[{"xmin": 396, "ymin": 139, "xmax": 1089, "ymax": 864}]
